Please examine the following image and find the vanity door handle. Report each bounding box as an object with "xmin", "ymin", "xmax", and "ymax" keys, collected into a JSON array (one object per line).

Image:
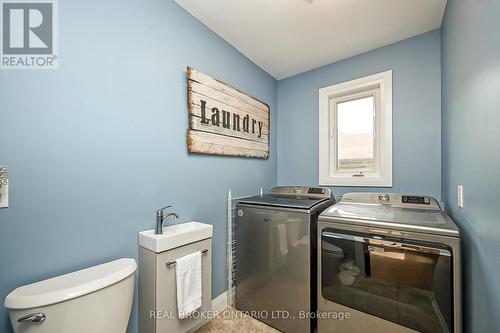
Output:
[{"xmin": 17, "ymin": 312, "xmax": 46, "ymax": 323}]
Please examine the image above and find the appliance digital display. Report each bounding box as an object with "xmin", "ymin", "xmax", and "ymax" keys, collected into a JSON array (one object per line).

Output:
[
  {"xmin": 402, "ymin": 195, "xmax": 430, "ymax": 204},
  {"xmin": 308, "ymin": 188, "xmax": 324, "ymax": 194}
]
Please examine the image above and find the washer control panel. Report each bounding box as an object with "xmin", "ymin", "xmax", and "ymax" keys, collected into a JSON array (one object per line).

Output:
[
  {"xmin": 271, "ymin": 186, "xmax": 331, "ymax": 199},
  {"xmin": 308, "ymin": 187, "xmax": 325, "ymax": 194}
]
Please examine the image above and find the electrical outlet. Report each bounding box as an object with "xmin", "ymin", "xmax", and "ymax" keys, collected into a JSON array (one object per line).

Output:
[
  {"xmin": 0, "ymin": 165, "xmax": 8, "ymax": 208},
  {"xmin": 457, "ymin": 185, "xmax": 464, "ymax": 208}
]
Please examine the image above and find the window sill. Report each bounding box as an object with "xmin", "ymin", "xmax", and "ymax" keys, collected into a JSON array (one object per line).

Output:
[{"xmin": 319, "ymin": 176, "xmax": 393, "ymax": 187}]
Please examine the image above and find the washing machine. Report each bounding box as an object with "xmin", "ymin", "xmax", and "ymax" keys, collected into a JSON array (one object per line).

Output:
[
  {"xmin": 236, "ymin": 186, "xmax": 335, "ymax": 333},
  {"xmin": 317, "ymin": 193, "xmax": 461, "ymax": 333}
]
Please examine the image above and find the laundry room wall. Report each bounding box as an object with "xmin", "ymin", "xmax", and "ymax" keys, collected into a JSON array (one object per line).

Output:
[
  {"xmin": 276, "ymin": 29, "xmax": 442, "ymax": 200},
  {"xmin": 441, "ymin": 0, "xmax": 500, "ymax": 332},
  {"xmin": 0, "ymin": 0, "xmax": 277, "ymax": 332}
]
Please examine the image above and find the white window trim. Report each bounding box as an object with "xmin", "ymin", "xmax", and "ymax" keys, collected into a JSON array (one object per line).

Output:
[{"xmin": 319, "ymin": 70, "xmax": 392, "ymax": 187}]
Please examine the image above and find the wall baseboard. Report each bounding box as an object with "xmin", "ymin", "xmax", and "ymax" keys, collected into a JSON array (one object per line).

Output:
[{"xmin": 211, "ymin": 291, "xmax": 229, "ymax": 313}]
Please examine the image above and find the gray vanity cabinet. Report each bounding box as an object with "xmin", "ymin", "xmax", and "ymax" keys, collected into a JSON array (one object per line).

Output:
[{"xmin": 139, "ymin": 238, "xmax": 212, "ymax": 333}]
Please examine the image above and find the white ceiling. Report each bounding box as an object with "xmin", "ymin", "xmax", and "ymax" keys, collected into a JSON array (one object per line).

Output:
[{"xmin": 175, "ymin": 0, "xmax": 447, "ymax": 80}]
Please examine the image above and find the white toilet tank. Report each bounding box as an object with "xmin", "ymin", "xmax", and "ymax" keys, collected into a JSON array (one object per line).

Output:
[{"xmin": 4, "ymin": 258, "xmax": 137, "ymax": 333}]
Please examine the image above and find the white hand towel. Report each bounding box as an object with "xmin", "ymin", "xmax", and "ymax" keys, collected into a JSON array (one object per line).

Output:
[
  {"xmin": 277, "ymin": 224, "xmax": 288, "ymax": 256},
  {"xmin": 175, "ymin": 251, "xmax": 202, "ymax": 319}
]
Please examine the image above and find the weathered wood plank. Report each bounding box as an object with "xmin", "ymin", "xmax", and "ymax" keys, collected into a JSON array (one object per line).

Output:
[
  {"xmin": 187, "ymin": 130, "xmax": 268, "ymax": 151},
  {"xmin": 187, "ymin": 130, "xmax": 269, "ymax": 159},
  {"xmin": 188, "ymin": 86, "xmax": 269, "ymax": 143},
  {"xmin": 187, "ymin": 66, "xmax": 269, "ymax": 112},
  {"xmin": 190, "ymin": 115, "xmax": 269, "ymax": 144},
  {"xmin": 186, "ymin": 67, "xmax": 270, "ymax": 159},
  {"xmin": 189, "ymin": 107, "xmax": 269, "ymax": 138},
  {"xmin": 188, "ymin": 80, "xmax": 269, "ymax": 120},
  {"xmin": 189, "ymin": 91, "xmax": 270, "ymax": 126}
]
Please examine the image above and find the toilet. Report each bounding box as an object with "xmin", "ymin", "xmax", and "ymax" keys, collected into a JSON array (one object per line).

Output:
[
  {"xmin": 4, "ymin": 258, "xmax": 137, "ymax": 333},
  {"xmin": 323, "ymin": 241, "xmax": 344, "ymax": 259},
  {"xmin": 321, "ymin": 241, "xmax": 345, "ymax": 279}
]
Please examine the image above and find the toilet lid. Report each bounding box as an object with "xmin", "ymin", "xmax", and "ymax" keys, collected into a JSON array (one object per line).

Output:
[
  {"xmin": 323, "ymin": 242, "xmax": 343, "ymax": 254},
  {"xmin": 4, "ymin": 258, "xmax": 137, "ymax": 310}
]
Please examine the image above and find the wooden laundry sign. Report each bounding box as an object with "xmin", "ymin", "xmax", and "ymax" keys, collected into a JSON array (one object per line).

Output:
[{"xmin": 186, "ymin": 66, "xmax": 270, "ymax": 158}]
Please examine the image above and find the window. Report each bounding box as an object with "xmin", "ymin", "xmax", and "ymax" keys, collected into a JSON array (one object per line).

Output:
[{"xmin": 319, "ymin": 71, "xmax": 392, "ymax": 186}]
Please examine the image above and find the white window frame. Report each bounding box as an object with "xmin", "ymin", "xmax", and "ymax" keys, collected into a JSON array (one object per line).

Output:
[{"xmin": 319, "ymin": 70, "xmax": 392, "ymax": 187}]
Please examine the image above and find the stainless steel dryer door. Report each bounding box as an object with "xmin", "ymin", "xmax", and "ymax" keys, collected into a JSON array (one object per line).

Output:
[
  {"xmin": 321, "ymin": 229, "xmax": 453, "ymax": 333},
  {"xmin": 236, "ymin": 205, "xmax": 312, "ymax": 333}
]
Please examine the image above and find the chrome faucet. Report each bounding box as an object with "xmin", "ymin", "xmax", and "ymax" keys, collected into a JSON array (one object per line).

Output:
[{"xmin": 155, "ymin": 205, "xmax": 179, "ymax": 235}]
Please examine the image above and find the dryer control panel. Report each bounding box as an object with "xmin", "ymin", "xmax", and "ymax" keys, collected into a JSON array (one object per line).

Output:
[
  {"xmin": 402, "ymin": 195, "xmax": 431, "ymax": 205},
  {"xmin": 340, "ymin": 192, "xmax": 440, "ymax": 210}
]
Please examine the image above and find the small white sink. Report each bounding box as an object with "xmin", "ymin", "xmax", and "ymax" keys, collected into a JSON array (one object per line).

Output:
[{"xmin": 139, "ymin": 221, "xmax": 213, "ymax": 253}]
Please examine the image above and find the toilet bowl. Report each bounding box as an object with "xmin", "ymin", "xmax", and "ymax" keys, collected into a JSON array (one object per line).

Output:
[{"xmin": 4, "ymin": 258, "xmax": 137, "ymax": 333}]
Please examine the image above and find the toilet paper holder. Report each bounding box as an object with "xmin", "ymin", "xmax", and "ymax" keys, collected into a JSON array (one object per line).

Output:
[
  {"xmin": 0, "ymin": 165, "xmax": 7, "ymax": 187},
  {"xmin": 0, "ymin": 165, "xmax": 8, "ymax": 208}
]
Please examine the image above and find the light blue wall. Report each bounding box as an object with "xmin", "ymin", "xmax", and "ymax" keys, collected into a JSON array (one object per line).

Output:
[
  {"xmin": 441, "ymin": 1, "xmax": 500, "ymax": 332},
  {"xmin": 6, "ymin": 1, "xmax": 497, "ymax": 332},
  {"xmin": 0, "ymin": 0, "xmax": 277, "ymax": 332},
  {"xmin": 277, "ymin": 30, "xmax": 442, "ymax": 199}
]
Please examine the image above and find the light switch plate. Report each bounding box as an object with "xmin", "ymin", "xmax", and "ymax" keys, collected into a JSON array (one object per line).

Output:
[
  {"xmin": 457, "ymin": 185, "xmax": 464, "ymax": 208},
  {"xmin": 0, "ymin": 165, "xmax": 8, "ymax": 208}
]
